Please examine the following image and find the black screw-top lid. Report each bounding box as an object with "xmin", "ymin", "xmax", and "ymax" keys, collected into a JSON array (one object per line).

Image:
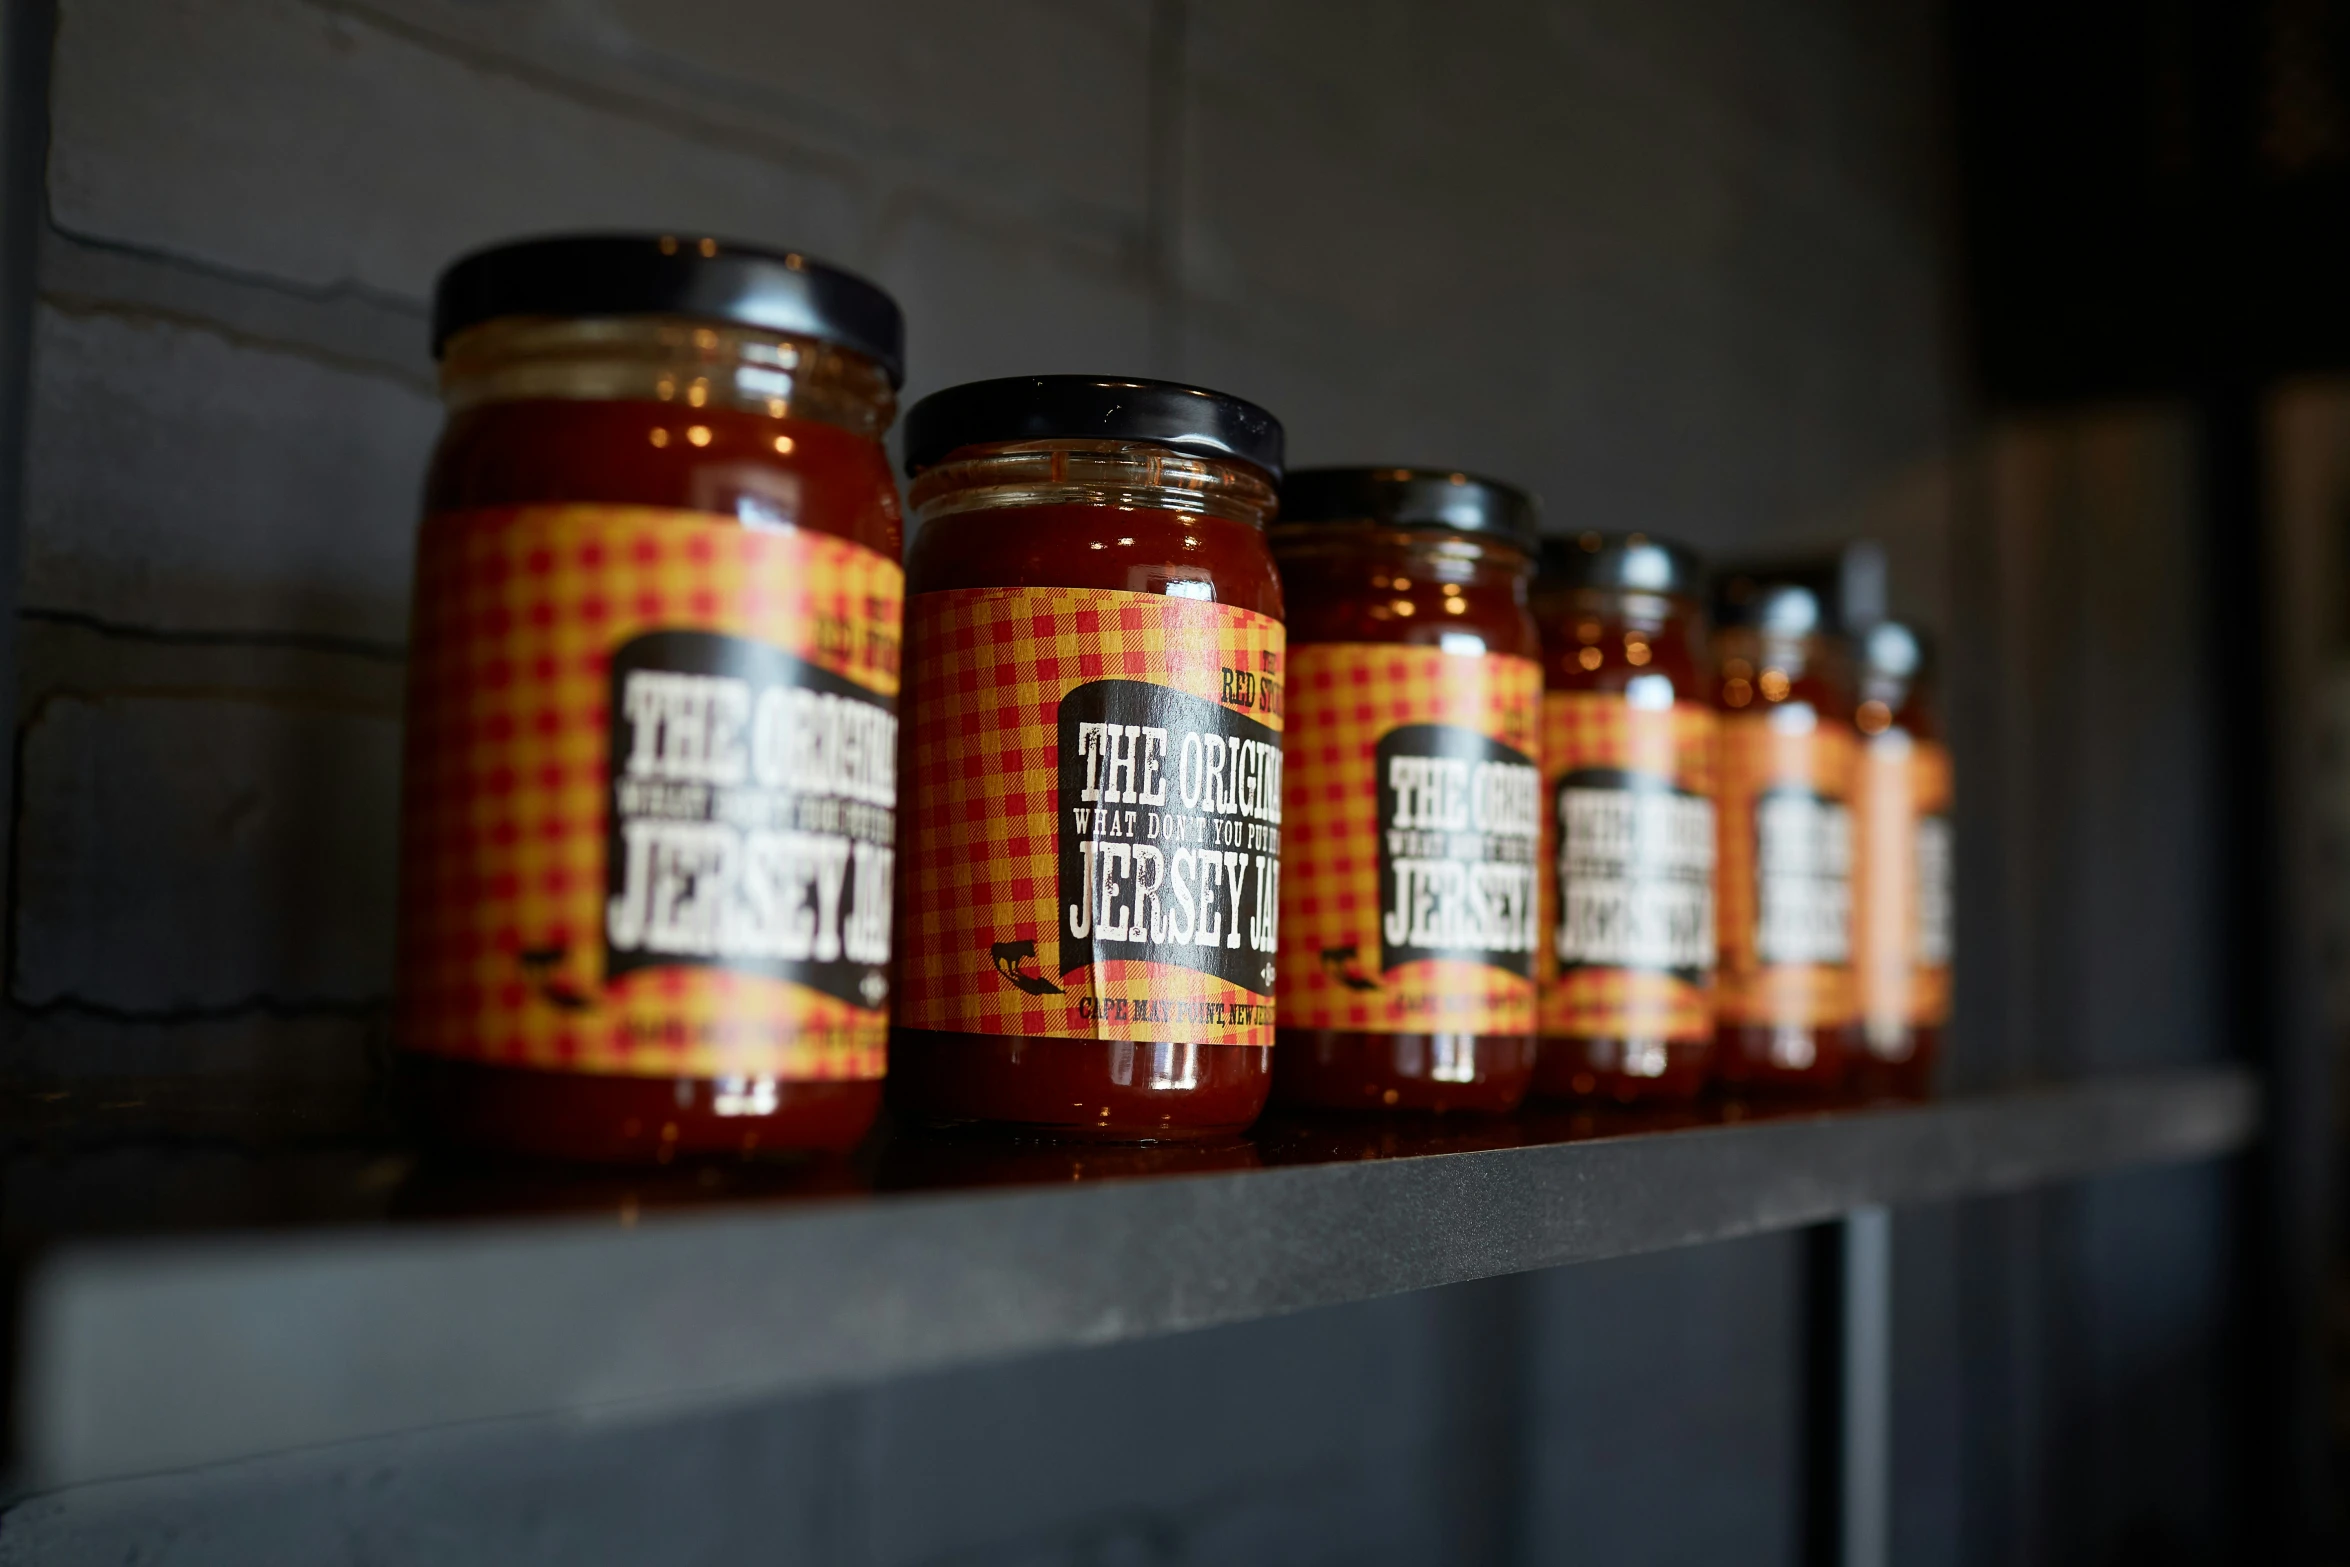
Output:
[
  {"xmin": 902, "ymin": 375, "xmax": 1284, "ymax": 479},
  {"xmin": 1713, "ymin": 566, "xmax": 1831, "ymax": 635},
  {"xmin": 1276, "ymin": 467, "xmax": 1540, "ymax": 550},
  {"xmin": 1539, "ymin": 531, "xmax": 1704, "ymax": 597},
  {"xmin": 432, "ymin": 233, "xmax": 906, "ymax": 385}
]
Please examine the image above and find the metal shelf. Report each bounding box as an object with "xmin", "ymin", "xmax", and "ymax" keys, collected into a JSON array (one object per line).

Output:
[{"xmin": 4, "ymin": 1067, "xmax": 2256, "ymax": 1489}]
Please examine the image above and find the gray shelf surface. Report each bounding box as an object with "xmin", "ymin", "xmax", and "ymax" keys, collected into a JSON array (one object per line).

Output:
[{"xmin": 7, "ymin": 1067, "xmax": 2257, "ymax": 1489}]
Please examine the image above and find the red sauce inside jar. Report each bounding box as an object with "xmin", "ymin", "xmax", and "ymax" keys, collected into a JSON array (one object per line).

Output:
[
  {"xmin": 1531, "ymin": 540, "xmax": 1718, "ymax": 1103},
  {"xmin": 1851, "ymin": 623, "xmax": 1948, "ymax": 1100},
  {"xmin": 407, "ymin": 396, "xmax": 902, "ymax": 1160},
  {"xmin": 1267, "ymin": 472, "xmax": 1543, "ymax": 1114},
  {"xmin": 889, "ymin": 502, "xmax": 1283, "ymax": 1139},
  {"xmin": 1709, "ymin": 578, "xmax": 1859, "ymax": 1092},
  {"xmin": 886, "ymin": 379, "xmax": 1289, "ymax": 1141}
]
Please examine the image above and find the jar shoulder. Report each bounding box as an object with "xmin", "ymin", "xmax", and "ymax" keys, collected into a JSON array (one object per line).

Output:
[
  {"xmin": 426, "ymin": 398, "xmax": 902, "ymax": 560},
  {"xmin": 908, "ymin": 503, "xmax": 1283, "ymax": 619}
]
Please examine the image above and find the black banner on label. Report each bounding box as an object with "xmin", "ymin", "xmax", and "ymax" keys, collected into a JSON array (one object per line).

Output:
[
  {"xmin": 1375, "ymin": 723, "xmax": 1540, "ymax": 978},
  {"xmin": 1915, "ymin": 812, "xmax": 1953, "ymax": 967},
  {"xmin": 1056, "ymin": 679, "xmax": 1283, "ymax": 995},
  {"xmin": 1553, "ymin": 766, "xmax": 1715, "ymax": 983},
  {"xmin": 603, "ymin": 629, "xmax": 896, "ymax": 1009},
  {"xmin": 1753, "ymin": 785, "xmax": 1852, "ymax": 965}
]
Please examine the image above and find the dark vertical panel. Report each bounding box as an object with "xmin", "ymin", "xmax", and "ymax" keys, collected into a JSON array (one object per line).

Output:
[
  {"xmin": 1888, "ymin": 1206, "xmax": 1963, "ymax": 1567},
  {"xmin": 1953, "ymin": 4, "xmax": 2350, "ymax": 1537},
  {"xmin": 0, "ymin": 0, "xmax": 54, "ymax": 1479},
  {"xmin": 2072, "ymin": 1163, "xmax": 2234, "ymax": 1562},
  {"xmin": 1946, "ymin": 410, "xmax": 2237, "ymax": 1564},
  {"xmin": 0, "ymin": 0, "xmax": 46, "ymax": 901},
  {"xmin": 1425, "ymin": 1275, "xmax": 1531, "ymax": 1567},
  {"xmin": 1799, "ymin": 1212, "xmax": 1892, "ymax": 1567},
  {"xmin": 1955, "ymin": 1192, "xmax": 2052, "ymax": 1566},
  {"xmin": 1842, "ymin": 1211, "xmax": 1894, "ymax": 1567},
  {"xmin": 2267, "ymin": 379, "xmax": 2350, "ymax": 1560},
  {"xmin": 2202, "ymin": 379, "xmax": 2289, "ymax": 1563},
  {"xmin": 1520, "ymin": 1233, "xmax": 1806, "ymax": 1567},
  {"xmin": 1802, "ymin": 1224, "xmax": 1844, "ymax": 1567}
]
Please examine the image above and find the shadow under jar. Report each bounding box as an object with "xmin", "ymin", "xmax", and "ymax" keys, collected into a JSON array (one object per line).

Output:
[
  {"xmin": 1269, "ymin": 468, "xmax": 1543, "ymax": 1113},
  {"xmin": 1709, "ymin": 572, "xmax": 1861, "ymax": 1093},
  {"xmin": 888, "ymin": 376, "xmax": 1288, "ymax": 1141},
  {"xmin": 399, "ymin": 234, "xmax": 907, "ymax": 1161},
  {"xmin": 1531, "ymin": 533, "xmax": 1720, "ymax": 1103}
]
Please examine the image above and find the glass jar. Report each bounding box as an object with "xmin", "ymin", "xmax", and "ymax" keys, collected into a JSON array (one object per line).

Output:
[
  {"xmin": 1851, "ymin": 621, "xmax": 1950, "ymax": 1097},
  {"xmin": 1532, "ymin": 533, "xmax": 1720, "ymax": 1102},
  {"xmin": 1710, "ymin": 573, "xmax": 1860, "ymax": 1090},
  {"xmin": 1269, "ymin": 468, "xmax": 1543, "ymax": 1114},
  {"xmin": 890, "ymin": 376, "xmax": 1287, "ymax": 1141},
  {"xmin": 398, "ymin": 234, "xmax": 906, "ymax": 1161}
]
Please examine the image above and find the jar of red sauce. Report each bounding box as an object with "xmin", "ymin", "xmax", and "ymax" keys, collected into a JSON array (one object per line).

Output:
[
  {"xmin": 889, "ymin": 377, "xmax": 1287, "ymax": 1140},
  {"xmin": 1851, "ymin": 621, "xmax": 1950, "ymax": 1097},
  {"xmin": 1268, "ymin": 468, "xmax": 1543, "ymax": 1113},
  {"xmin": 1710, "ymin": 572, "xmax": 1860, "ymax": 1090},
  {"xmin": 398, "ymin": 234, "xmax": 906, "ymax": 1161},
  {"xmin": 1531, "ymin": 533, "xmax": 1720, "ymax": 1102}
]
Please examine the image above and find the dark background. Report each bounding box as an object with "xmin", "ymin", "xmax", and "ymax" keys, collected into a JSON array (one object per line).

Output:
[{"xmin": 0, "ymin": 0, "xmax": 2340, "ymax": 1561}]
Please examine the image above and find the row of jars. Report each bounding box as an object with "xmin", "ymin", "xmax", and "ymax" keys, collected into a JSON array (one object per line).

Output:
[{"xmin": 394, "ymin": 234, "xmax": 1947, "ymax": 1162}]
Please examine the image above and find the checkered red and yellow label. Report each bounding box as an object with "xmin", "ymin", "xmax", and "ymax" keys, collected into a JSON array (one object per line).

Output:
[
  {"xmin": 1538, "ymin": 690, "xmax": 1719, "ymax": 1040},
  {"xmin": 1278, "ymin": 644, "xmax": 1541, "ymax": 1034},
  {"xmin": 1855, "ymin": 732, "xmax": 1952, "ymax": 1033},
  {"xmin": 1717, "ymin": 708, "xmax": 1858, "ymax": 1028},
  {"xmin": 897, "ymin": 586, "xmax": 1285, "ymax": 1045},
  {"xmin": 396, "ymin": 504, "xmax": 901, "ymax": 1081}
]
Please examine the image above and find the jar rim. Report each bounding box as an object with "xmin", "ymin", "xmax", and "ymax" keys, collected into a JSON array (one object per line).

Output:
[
  {"xmin": 907, "ymin": 438, "xmax": 1278, "ymax": 530},
  {"xmin": 432, "ymin": 315, "xmax": 898, "ymax": 443},
  {"xmin": 1269, "ymin": 518, "xmax": 1536, "ymax": 568}
]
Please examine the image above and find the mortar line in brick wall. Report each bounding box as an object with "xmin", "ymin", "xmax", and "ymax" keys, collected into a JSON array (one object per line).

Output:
[
  {"xmin": 297, "ymin": 0, "xmax": 1148, "ymax": 261},
  {"xmin": 45, "ymin": 20, "xmax": 1152, "ymax": 355},
  {"xmin": 304, "ymin": 0, "xmax": 863, "ymax": 179},
  {"xmin": 1, "ymin": 670, "xmax": 398, "ymax": 1024},
  {"xmin": 34, "ymin": 285, "xmax": 433, "ymax": 393},
  {"xmin": 40, "ymin": 217, "xmax": 428, "ymax": 320},
  {"xmin": 16, "ymin": 607, "xmax": 406, "ymax": 663}
]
